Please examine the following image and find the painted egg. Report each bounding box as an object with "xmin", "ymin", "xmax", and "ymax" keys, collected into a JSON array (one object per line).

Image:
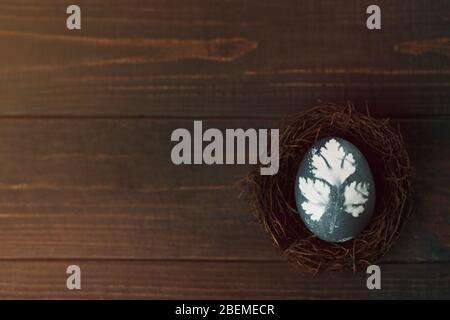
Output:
[{"xmin": 295, "ymin": 137, "xmax": 375, "ymax": 242}]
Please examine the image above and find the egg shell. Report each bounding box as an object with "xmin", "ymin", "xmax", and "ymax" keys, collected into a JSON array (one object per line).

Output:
[{"xmin": 295, "ymin": 137, "xmax": 376, "ymax": 242}]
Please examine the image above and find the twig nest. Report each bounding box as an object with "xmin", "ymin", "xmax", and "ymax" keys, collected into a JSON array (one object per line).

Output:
[{"xmin": 244, "ymin": 103, "xmax": 413, "ymax": 274}]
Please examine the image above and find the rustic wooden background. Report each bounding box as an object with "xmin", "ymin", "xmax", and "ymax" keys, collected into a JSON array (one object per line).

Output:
[{"xmin": 0, "ymin": 0, "xmax": 448, "ymax": 299}]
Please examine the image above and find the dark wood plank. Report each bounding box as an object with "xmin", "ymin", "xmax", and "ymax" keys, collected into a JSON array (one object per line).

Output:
[
  {"xmin": 0, "ymin": 260, "xmax": 447, "ymax": 299},
  {"xmin": 0, "ymin": 0, "xmax": 449, "ymax": 117},
  {"xmin": 0, "ymin": 118, "xmax": 447, "ymax": 262}
]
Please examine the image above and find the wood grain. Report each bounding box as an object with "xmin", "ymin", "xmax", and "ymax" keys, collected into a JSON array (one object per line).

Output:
[
  {"xmin": 0, "ymin": 0, "xmax": 448, "ymax": 299},
  {"xmin": 395, "ymin": 38, "xmax": 450, "ymax": 57},
  {"xmin": 0, "ymin": 0, "xmax": 449, "ymax": 117},
  {"xmin": 0, "ymin": 260, "xmax": 447, "ymax": 299},
  {"xmin": 0, "ymin": 118, "xmax": 447, "ymax": 263}
]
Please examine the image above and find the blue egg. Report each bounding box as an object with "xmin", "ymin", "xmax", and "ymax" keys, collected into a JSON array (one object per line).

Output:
[{"xmin": 295, "ymin": 137, "xmax": 375, "ymax": 242}]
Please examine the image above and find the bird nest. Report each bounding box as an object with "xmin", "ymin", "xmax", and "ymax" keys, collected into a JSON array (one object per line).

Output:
[{"xmin": 243, "ymin": 103, "xmax": 413, "ymax": 274}]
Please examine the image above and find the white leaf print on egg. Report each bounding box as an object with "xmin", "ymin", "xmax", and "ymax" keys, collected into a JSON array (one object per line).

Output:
[
  {"xmin": 311, "ymin": 139, "xmax": 356, "ymax": 186},
  {"xmin": 343, "ymin": 181, "xmax": 370, "ymax": 217},
  {"xmin": 298, "ymin": 138, "xmax": 371, "ymax": 222},
  {"xmin": 298, "ymin": 177, "xmax": 330, "ymax": 221}
]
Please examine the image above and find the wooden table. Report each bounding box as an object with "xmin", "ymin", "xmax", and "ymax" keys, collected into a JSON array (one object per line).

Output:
[{"xmin": 0, "ymin": 0, "xmax": 448, "ymax": 299}]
